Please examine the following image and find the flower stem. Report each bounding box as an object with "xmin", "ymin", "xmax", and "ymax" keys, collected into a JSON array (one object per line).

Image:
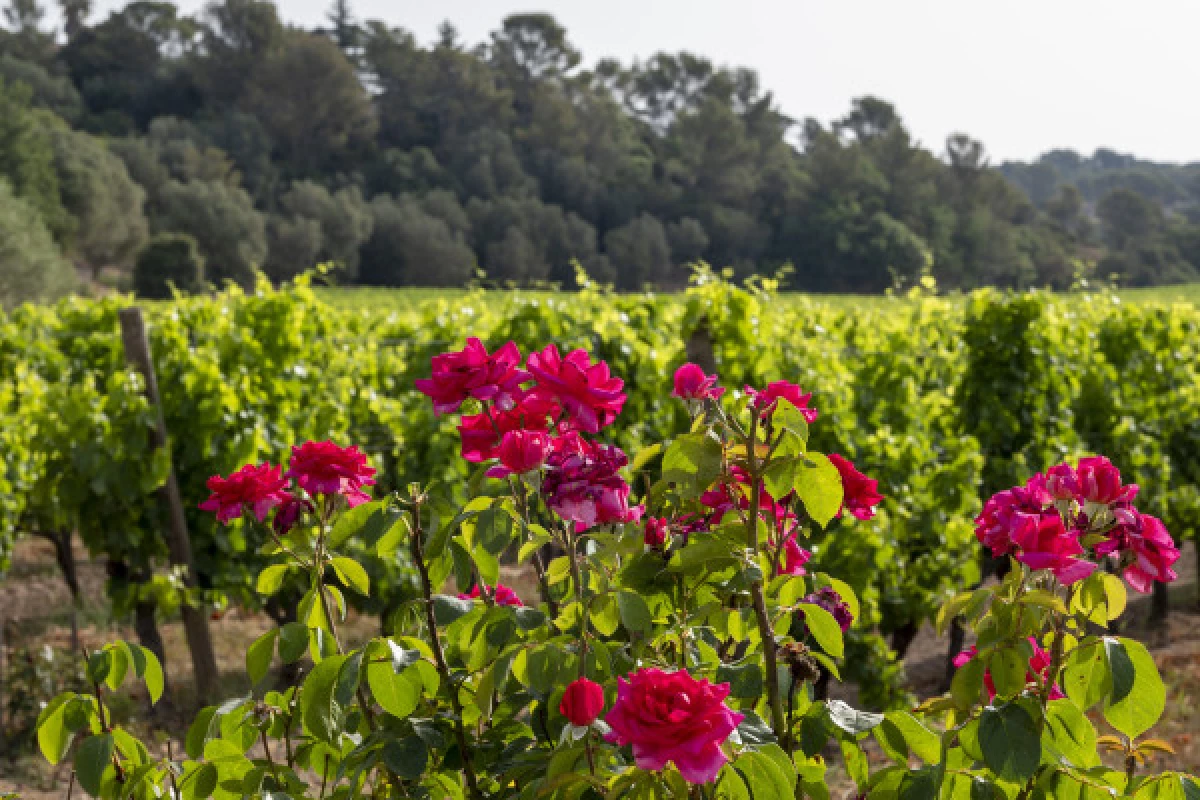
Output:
[
  {"xmin": 568, "ymin": 525, "xmax": 590, "ymax": 678},
  {"xmin": 745, "ymin": 413, "xmax": 787, "ymax": 744},
  {"xmin": 408, "ymin": 500, "xmax": 481, "ymax": 800}
]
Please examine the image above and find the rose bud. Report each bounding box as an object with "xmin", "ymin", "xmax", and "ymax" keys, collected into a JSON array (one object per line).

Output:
[
  {"xmin": 644, "ymin": 517, "xmax": 669, "ymax": 550},
  {"xmin": 560, "ymin": 677, "xmax": 605, "ymax": 727}
]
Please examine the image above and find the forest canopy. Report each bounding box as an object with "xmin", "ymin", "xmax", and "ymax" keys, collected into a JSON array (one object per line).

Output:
[{"xmin": 1, "ymin": 0, "xmax": 1199, "ymax": 302}]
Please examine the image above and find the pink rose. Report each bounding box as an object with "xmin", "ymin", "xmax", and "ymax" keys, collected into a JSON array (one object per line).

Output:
[
  {"xmin": 1045, "ymin": 463, "xmax": 1079, "ymax": 502},
  {"xmin": 605, "ymin": 668, "xmax": 744, "ymax": 784},
  {"xmin": 1012, "ymin": 513, "xmax": 1096, "ymax": 585},
  {"xmin": 488, "ymin": 429, "xmax": 551, "ymax": 477},
  {"xmin": 974, "ymin": 474, "xmax": 1052, "ymax": 557},
  {"xmin": 415, "ymin": 338, "xmax": 530, "ymax": 415},
  {"xmin": 457, "ymin": 394, "xmax": 559, "ymax": 463},
  {"xmin": 828, "ymin": 454, "xmax": 883, "ymax": 521},
  {"xmin": 285, "ymin": 441, "xmax": 376, "ymax": 507},
  {"xmin": 526, "ymin": 345, "xmax": 626, "ymax": 433},
  {"xmin": 459, "ymin": 583, "xmax": 523, "ymax": 607},
  {"xmin": 1075, "ymin": 456, "xmax": 1137, "ymax": 505},
  {"xmin": 199, "ymin": 462, "xmax": 290, "ymax": 524},
  {"xmin": 1098, "ymin": 509, "xmax": 1180, "ymax": 593},
  {"xmin": 744, "ymin": 381, "xmax": 818, "ymax": 422},
  {"xmin": 542, "ymin": 435, "xmax": 641, "ymax": 530},
  {"xmin": 672, "ymin": 363, "xmax": 725, "ymax": 401},
  {"xmin": 779, "ymin": 533, "xmax": 812, "ymax": 577}
]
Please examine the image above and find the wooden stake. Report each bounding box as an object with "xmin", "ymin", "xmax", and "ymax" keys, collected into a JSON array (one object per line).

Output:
[{"xmin": 119, "ymin": 307, "xmax": 219, "ymax": 703}]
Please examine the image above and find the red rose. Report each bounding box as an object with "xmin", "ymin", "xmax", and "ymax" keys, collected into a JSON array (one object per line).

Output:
[
  {"xmin": 560, "ymin": 677, "xmax": 605, "ymax": 727},
  {"xmin": 1097, "ymin": 509, "xmax": 1180, "ymax": 593},
  {"xmin": 285, "ymin": 441, "xmax": 376, "ymax": 507},
  {"xmin": 415, "ymin": 338, "xmax": 530, "ymax": 416},
  {"xmin": 744, "ymin": 381, "xmax": 818, "ymax": 422},
  {"xmin": 458, "ymin": 583, "xmax": 523, "ymax": 607},
  {"xmin": 643, "ymin": 517, "xmax": 668, "ymax": 549},
  {"xmin": 199, "ymin": 463, "xmax": 289, "ymax": 524},
  {"xmin": 457, "ymin": 393, "xmax": 559, "ymax": 463},
  {"xmin": 828, "ymin": 454, "xmax": 883, "ymax": 521},
  {"xmin": 491, "ymin": 429, "xmax": 551, "ymax": 477},
  {"xmin": 526, "ymin": 345, "xmax": 626, "ymax": 433},
  {"xmin": 672, "ymin": 363, "xmax": 724, "ymax": 401},
  {"xmin": 605, "ymin": 668, "xmax": 743, "ymax": 784},
  {"xmin": 1075, "ymin": 456, "xmax": 1137, "ymax": 505}
]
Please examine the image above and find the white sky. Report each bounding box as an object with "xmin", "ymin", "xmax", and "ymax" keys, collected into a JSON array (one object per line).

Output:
[{"xmin": 88, "ymin": 0, "xmax": 1200, "ymax": 164}]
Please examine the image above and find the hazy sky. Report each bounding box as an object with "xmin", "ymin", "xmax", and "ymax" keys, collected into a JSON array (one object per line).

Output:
[{"xmin": 89, "ymin": 0, "xmax": 1200, "ymax": 164}]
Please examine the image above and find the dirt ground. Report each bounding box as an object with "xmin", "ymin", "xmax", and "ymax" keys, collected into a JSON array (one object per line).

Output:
[{"xmin": 2, "ymin": 537, "xmax": 1197, "ymax": 798}]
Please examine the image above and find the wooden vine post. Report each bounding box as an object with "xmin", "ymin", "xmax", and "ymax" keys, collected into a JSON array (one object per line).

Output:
[{"xmin": 119, "ymin": 307, "xmax": 220, "ymax": 703}]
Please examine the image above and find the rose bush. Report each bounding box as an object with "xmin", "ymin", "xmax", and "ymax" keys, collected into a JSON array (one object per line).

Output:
[{"xmin": 33, "ymin": 341, "xmax": 1199, "ymax": 799}]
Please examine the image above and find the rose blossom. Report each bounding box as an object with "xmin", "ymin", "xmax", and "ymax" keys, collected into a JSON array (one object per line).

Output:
[
  {"xmin": 199, "ymin": 463, "xmax": 290, "ymax": 524},
  {"xmin": 672, "ymin": 363, "xmax": 725, "ymax": 402},
  {"xmin": 953, "ymin": 637, "xmax": 1064, "ymax": 700},
  {"xmin": 801, "ymin": 586, "xmax": 854, "ymax": 633},
  {"xmin": 1097, "ymin": 509, "xmax": 1180, "ymax": 593},
  {"xmin": 1075, "ymin": 456, "xmax": 1138, "ymax": 506},
  {"xmin": 1045, "ymin": 462, "xmax": 1079, "ymax": 502},
  {"xmin": 526, "ymin": 345, "xmax": 626, "ymax": 433},
  {"xmin": 560, "ymin": 677, "xmax": 605, "ymax": 727},
  {"xmin": 273, "ymin": 494, "xmax": 313, "ymax": 536},
  {"xmin": 744, "ymin": 381, "xmax": 818, "ymax": 422},
  {"xmin": 542, "ymin": 434, "xmax": 642, "ymax": 529},
  {"xmin": 457, "ymin": 393, "xmax": 559, "ymax": 463},
  {"xmin": 285, "ymin": 441, "xmax": 376, "ymax": 507},
  {"xmin": 828, "ymin": 454, "xmax": 883, "ymax": 521},
  {"xmin": 459, "ymin": 583, "xmax": 523, "ymax": 607},
  {"xmin": 487, "ymin": 429, "xmax": 551, "ymax": 477},
  {"xmin": 1011, "ymin": 512, "xmax": 1096, "ymax": 585},
  {"xmin": 974, "ymin": 474, "xmax": 1053, "ymax": 556},
  {"xmin": 605, "ymin": 668, "xmax": 744, "ymax": 784},
  {"xmin": 779, "ymin": 533, "xmax": 812, "ymax": 577},
  {"xmin": 415, "ymin": 338, "xmax": 530, "ymax": 415},
  {"xmin": 644, "ymin": 517, "xmax": 669, "ymax": 549}
]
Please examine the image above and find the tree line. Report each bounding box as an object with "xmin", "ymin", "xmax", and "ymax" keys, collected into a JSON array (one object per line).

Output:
[{"xmin": 1, "ymin": 0, "xmax": 1198, "ymax": 304}]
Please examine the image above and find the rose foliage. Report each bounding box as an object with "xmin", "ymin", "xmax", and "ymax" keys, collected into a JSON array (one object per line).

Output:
[{"xmin": 34, "ymin": 343, "xmax": 1198, "ymax": 799}]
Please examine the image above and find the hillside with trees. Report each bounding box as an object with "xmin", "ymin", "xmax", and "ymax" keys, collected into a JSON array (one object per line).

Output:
[{"xmin": 1, "ymin": 0, "xmax": 1198, "ymax": 303}]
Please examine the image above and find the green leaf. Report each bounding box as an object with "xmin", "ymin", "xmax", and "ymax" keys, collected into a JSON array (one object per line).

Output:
[
  {"xmin": 135, "ymin": 646, "xmax": 163, "ymax": 704},
  {"xmin": 246, "ymin": 628, "xmax": 277, "ymax": 686},
  {"xmin": 589, "ymin": 593, "xmax": 620, "ymax": 637},
  {"xmin": 383, "ymin": 735, "xmax": 429, "ymax": 780},
  {"xmin": 301, "ymin": 654, "xmax": 346, "ymax": 744},
  {"xmin": 256, "ymin": 563, "xmax": 290, "ymax": 596},
  {"xmin": 617, "ymin": 590, "xmax": 652, "ymax": 634},
  {"xmin": 102, "ymin": 643, "xmax": 130, "ymax": 692},
  {"xmin": 826, "ymin": 699, "xmax": 883, "ymax": 735},
  {"xmin": 629, "ymin": 442, "xmax": 663, "ymax": 473},
  {"xmin": 715, "ymin": 662, "xmax": 763, "ymax": 699},
  {"xmin": 881, "ymin": 711, "xmax": 940, "ymax": 763},
  {"xmin": 951, "ymin": 655, "xmax": 986, "ymax": 709},
  {"xmin": 329, "ymin": 500, "xmax": 402, "ymax": 548},
  {"xmin": 793, "ymin": 453, "xmax": 844, "ymax": 528},
  {"xmin": 76, "ymin": 732, "xmax": 114, "ymax": 796},
  {"xmin": 978, "ymin": 703, "xmax": 1041, "ymax": 782},
  {"xmin": 433, "ymin": 594, "xmax": 474, "ymax": 625},
  {"xmin": 798, "ymin": 602, "xmax": 844, "ymax": 658},
  {"xmin": 367, "ymin": 662, "xmax": 420, "ymax": 719},
  {"xmin": 185, "ymin": 706, "xmax": 216, "ymax": 760},
  {"xmin": 731, "ymin": 744, "xmax": 796, "ymax": 800},
  {"xmin": 1064, "ymin": 641, "xmax": 1111, "ymax": 710},
  {"xmin": 988, "ymin": 645, "xmax": 1028, "ymax": 698},
  {"xmin": 330, "ymin": 556, "xmax": 370, "ymax": 595},
  {"xmin": 661, "ymin": 432, "xmax": 723, "ymax": 497},
  {"xmin": 1103, "ymin": 637, "xmax": 1165, "ymax": 740},
  {"xmin": 277, "ymin": 622, "xmax": 308, "ymax": 665},
  {"xmin": 1043, "ymin": 698, "xmax": 1098, "ymax": 769},
  {"xmin": 36, "ymin": 694, "xmax": 75, "ymax": 765}
]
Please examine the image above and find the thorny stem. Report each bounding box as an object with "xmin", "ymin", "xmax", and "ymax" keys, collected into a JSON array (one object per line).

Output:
[
  {"xmin": 568, "ymin": 524, "xmax": 590, "ymax": 679},
  {"xmin": 508, "ymin": 475, "xmax": 558, "ymax": 616},
  {"xmin": 408, "ymin": 498, "xmax": 482, "ymax": 800},
  {"xmin": 745, "ymin": 413, "xmax": 788, "ymax": 745}
]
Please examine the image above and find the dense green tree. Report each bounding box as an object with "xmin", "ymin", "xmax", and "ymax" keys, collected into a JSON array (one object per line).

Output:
[
  {"xmin": 48, "ymin": 124, "xmax": 148, "ymax": 275},
  {"xmin": 0, "ymin": 78, "xmax": 69, "ymax": 238},
  {"xmin": 0, "ymin": 178, "xmax": 75, "ymax": 305},
  {"xmin": 0, "ymin": 53, "xmax": 84, "ymax": 121},
  {"xmin": 358, "ymin": 194, "xmax": 475, "ymax": 286},
  {"xmin": 132, "ymin": 231, "xmax": 203, "ymax": 297},
  {"xmin": 604, "ymin": 213, "xmax": 672, "ymax": 289},
  {"xmin": 156, "ymin": 179, "xmax": 265, "ymax": 287},
  {"xmin": 243, "ymin": 30, "xmax": 376, "ymax": 175},
  {"xmin": 266, "ymin": 181, "xmax": 372, "ymax": 280}
]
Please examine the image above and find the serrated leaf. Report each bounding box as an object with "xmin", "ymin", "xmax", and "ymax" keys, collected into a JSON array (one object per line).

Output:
[{"xmin": 278, "ymin": 622, "xmax": 308, "ymax": 665}]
